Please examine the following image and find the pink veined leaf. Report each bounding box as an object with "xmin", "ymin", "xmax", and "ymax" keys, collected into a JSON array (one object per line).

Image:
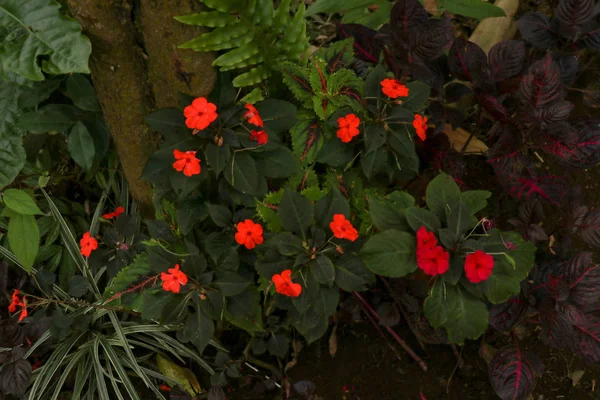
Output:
[
  {"xmin": 447, "ymin": 37, "xmax": 489, "ymax": 83},
  {"xmin": 389, "ymin": 0, "xmax": 429, "ymax": 34},
  {"xmin": 580, "ymin": 210, "xmax": 600, "ymax": 248},
  {"xmin": 564, "ymin": 251, "xmax": 600, "ymax": 309},
  {"xmin": 409, "ymin": 19, "xmax": 454, "ymax": 62},
  {"xmin": 582, "ymin": 25, "xmax": 600, "ymax": 51},
  {"xmin": 541, "ymin": 301, "xmax": 576, "ymax": 348},
  {"xmin": 510, "ymin": 175, "xmax": 569, "ymax": 206},
  {"xmin": 488, "ymin": 40, "xmax": 526, "ymax": 82},
  {"xmin": 489, "ymin": 296, "xmax": 528, "ymax": 332},
  {"xmin": 478, "ymin": 93, "xmax": 510, "ymax": 123},
  {"xmin": 534, "ymin": 100, "xmax": 574, "ymax": 123},
  {"xmin": 554, "ymin": 0, "xmax": 596, "ymax": 27},
  {"xmin": 337, "ymin": 24, "xmax": 382, "ymax": 64},
  {"xmin": 489, "ymin": 346, "xmax": 543, "ymax": 400},
  {"xmin": 562, "ymin": 119, "xmax": 600, "ymax": 168},
  {"xmin": 575, "ymin": 317, "xmax": 600, "ymax": 363},
  {"xmin": 519, "ymin": 53, "xmax": 563, "ymax": 109},
  {"xmin": 517, "ymin": 12, "xmax": 556, "ymax": 49}
]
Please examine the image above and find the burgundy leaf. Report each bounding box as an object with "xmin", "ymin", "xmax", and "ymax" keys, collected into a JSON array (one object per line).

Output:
[
  {"xmin": 570, "ymin": 204, "xmax": 589, "ymax": 232},
  {"xmin": 563, "ymin": 252, "xmax": 600, "ymax": 308},
  {"xmin": 444, "ymin": 82, "xmax": 472, "ymax": 103},
  {"xmin": 517, "ymin": 12, "xmax": 556, "ymax": 49},
  {"xmin": 535, "ymin": 100, "xmax": 574, "ymax": 123},
  {"xmin": 409, "ymin": 20, "xmax": 454, "ymax": 62},
  {"xmin": 555, "ymin": 0, "xmax": 595, "ymax": 27},
  {"xmin": 487, "ymin": 126, "xmax": 529, "ymax": 188},
  {"xmin": 489, "ymin": 346, "xmax": 543, "ymax": 400},
  {"xmin": 582, "ymin": 25, "xmax": 600, "ymax": 51},
  {"xmin": 519, "ymin": 53, "xmax": 563, "ymax": 110},
  {"xmin": 542, "ymin": 301, "xmax": 576, "ymax": 348},
  {"xmin": 389, "ymin": 0, "xmax": 429, "ymax": 33},
  {"xmin": 564, "ymin": 119, "xmax": 600, "ymax": 168},
  {"xmin": 575, "ymin": 317, "xmax": 600, "ymax": 363},
  {"xmin": 489, "ymin": 296, "xmax": 528, "ymax": 332},
  {"xmin": 510, "ymin": 175, "xmax": 569, "ymax": 206},
  {"xmin": 0, "ymin": 359, "xmax": 31, "ymax": 396},
  {"xmin": 554, "ymin": 53, "xmax": 580, "ymax": 85},
  {"xmin": 337, "ymin": 24, "xmax": 382, "ymax": 64},
  {"xmin": 478, "ymin": 93, "xmax": 510, "ymax": 123},
  {"xmin": 447, "ymin": 37, "xmax": 489, "ymax": 83},
  {"xmin": 488, "ymin": 40, "xmax": 526, "ymax": 82},
  {"xmin": 580, "ymin": 210, "xmax": 600, "ymax": 248},
  {"xmin": 527, "ymin": 224, "xmax": 549, "ymax": 242},
  {"xmin": 519, "ymin": 198, "xmax": 544, "ymax": 225}
]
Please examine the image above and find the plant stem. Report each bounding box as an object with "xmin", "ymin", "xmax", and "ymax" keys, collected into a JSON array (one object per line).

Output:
[
  {"xmin": 352, "ymin": 292, "xmax": 428, "ymax": 372},
  {"xmin": 356, "ymin": 295, "xmax": 404, "ymax": 363}
]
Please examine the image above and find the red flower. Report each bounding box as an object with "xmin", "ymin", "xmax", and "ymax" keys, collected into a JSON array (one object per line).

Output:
[
  {"xmin": 417, "ymin": 246, "xmax": 450, "ymax": 276},
  {"xmin": 413, "ymin": 114, "xmax": 428, "ymax": 141},
  {"xmin": 336, "ymin": 114, "xmax": 360, "ymax": 143},
  {"xmin": 416, "ymin": 226, "xmax": 437, "ymax": 251},
  {"xmin": 381, "ymin": 78, "xmax": 409, "ymax": 98},
  {"xmin": 159, "ymin": 384, "xmax": 172, "ymax": 392},
  {"xmin": 235, "ymin": 220, "xmax": 264, "ymax": 249},
  {"xmin": 183, "ymin": 97, "xmax": 218, "ymax": 131},
  {"xmin": 272, "ymin": 269, "xmax": 302, "ymax": 297},
  {"xmin": 18, "ymin": 298, "xmax": 28, "ymax": 322},
  {"xmin": 160, "ymin": 264, "xmax": 188, "ymax": 294},
  {"xmin": 329, "ymin": 214, "xmax": 359, "ymax": 242},
  {"xmin": 464, "ymin": 250, "xmax": 495, "ymax": 283},
  {"xmin": 250, "ymin": 130, "xmax": 269, "ymax": 145},
  {"xmin": 102, "ymin": 206, "xmax": 124, "ymax": 219},
  {"xmin": 244, "ymin": 104, "xmax": 264, "ymax": 127},
  {"xmin": 80, "ymin": 232, "xmax": 98, "ymax": 257},
  {"xmin": 8, "ymin": 289, "xmax": 20, "ymax": 313},
  {"xmin": 173, "ymin": 149, "xmax": 201, "ymax": 177}
]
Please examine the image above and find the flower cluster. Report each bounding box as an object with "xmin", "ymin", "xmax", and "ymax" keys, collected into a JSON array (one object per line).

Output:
[{"xmin": 8, "ymin": 289, "xmax": 27, "ymax": 322}]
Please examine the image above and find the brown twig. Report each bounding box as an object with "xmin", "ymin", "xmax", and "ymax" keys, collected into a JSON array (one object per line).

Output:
[
  {"xmin": 353, "ymin": 292, "xmax": 428, "ymax": 372},
  {"xmin": 356, "ymin": 296, "xmax": 404, "ymax": 363}
]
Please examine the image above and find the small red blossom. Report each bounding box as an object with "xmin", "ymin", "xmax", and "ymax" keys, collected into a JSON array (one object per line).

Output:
[
  {"xmin": 381, "ymin": 78, "xmax": 409, "ymax": 98},
  {"xmin": 235, "ymin": 220, "xmax": 264, "ymax": 249},
  {"xmin": 80, "ymin": 231, "xmax": 98, "ymax": 257},
  {"xmin": 159, "ymin": 384, "xmax": 172, "ymax": 392},
  {"xmin": 250, "ymin": 130, "xmax": 268, "ymax": 145},
  {"xmin": 417, "ymin": 245, "xmax": 450, "ymax": 276},
  {"xmin": 416, "ymin": 226, "xmax": 437, "ymax": 251},
  {"xmin": 8, "ymin": 289, "xmax": 20, "ymax": 313},
  {"xmin": 183, "ymin": 97, "xmax": 218, "ymax": 131},
  {"xmin": 336, "ymin": 114, "xmax": 360, "ymax": 143},
  {"xmin": 173, "ymin": 149, "xmax": 201, "ymax": 177},
  {"xmin": 102, "ymin": 206, "xmax": 124, "ymax": 219},
  {"xmin": 160, "ymin": 264, "xmax": 188, "ymax": 294},
  {"xmin": 464, "ymin": 250, "xmax": 495, "ymax": 283},
  {"xmin": 272, "ymin": 269, "xmax": 302, "ymax": 297},
  {"xmin": 244, "ymin": 104, "xmax": 264, "ymax": 127},
  {"xmin": 329, "ymin": 214, "xmax": 358, "ymax": 242},
  {"xmin": 413, "ymin": 114, "xmax": 428, "ymax": 141}
]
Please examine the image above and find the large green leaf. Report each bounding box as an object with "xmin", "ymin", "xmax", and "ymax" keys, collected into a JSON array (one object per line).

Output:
[
  {"xmin": 312, "ymin": 284, "xmax": 339, "ymax": 317},
  {"xmin": 306, "ymin": 0, "xmax": 375, "ymax": 16},
  {"xmin": 18, "ymin": 104, "xmax": 77, "ymax": 133},
  {"xmin": 426, "ymin": 172, "xmax": 461, "ymax": 223},
  {"xmin": 225, "ymin": 152, "xmax": 258, "ymax": 195},
  {"xmin": 314, "ymin": 187, "xmax": 349, "ymax": 229},
  {"xmin": 105, "ymin": 254, "xmax": 151, "ymax": 296},
  {"xmin": 254, "ymin": 146, "xmax": 299, "ymax": 178},
  {"xmin": 403, "ymin": 81, "xmax": 431, "ymax": 112},
  {"xmin": 3, "ymin": 188, "xmax": 42, "ymax": 215},
  {"xmin": 311, "ymin": 254, "xmax": 335, "ymax": 286},
  {"xmin": 224, "ymin": 288, "xmax": 263, "ymax": 333},
  {"xmin": 368, "ymin": 192, "xmax": 414, "ymax": 232},
  {"xmin": 405, "ymin": 207, "xmax": 441, "ymax": 232},
  {"xmin": 334, "ymin": 256, "xmax": 375, "ymax": 291},
  {"xmin": 277, "ymin": 189, "xmax": 313, "ymax": 239},
  {"xmin": 439, "ymin": 0, "xmax": 506, "ymax": 20},
  {"xmin": 68, "ymin": 122, "xmax": 95, "ymax": 170},
  {"xmin": 7, "ymin": 213, "xmax": 39, "ymax": 272},
  {"xmin": 65, "ymin": 74, "xmax": 100, "ymax": 112},
  {"xmin": 424, "ymin": 279, "xmax": 488, "ymax": 344},
  {"xmin": 387, "ymin": 125, "xmax": 419, "ymax": 173},
  {"xmin": 212, "ymin": 271, "xmax": 251, "ymax": 297},
  {"xmin": 447, "ymin": 197, "xmax": 478, "ymax": 236},
  {"xmin": 205, "ymin": 142, "xmax": 230, "ymax": 177},
  {"xmin": 360, "ymin": 230, "xmax": 417, "ymax": 277},
  {"xmin": 461, "ymin": 190, "xmax": 491, "ymax": 214},
  {"xmin": 0, "ymin": 0, "xmax": 91, "ymax": 80}
]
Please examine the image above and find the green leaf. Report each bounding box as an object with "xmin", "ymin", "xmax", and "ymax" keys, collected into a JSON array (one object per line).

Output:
[
  {"xmin": 291, "ymin": 308, "xmax": 328, "ymax": 344},
  {"xmin": 277, "ymin": 189, "xmax": 313, "ymax": 239},
  {"xmin": 144, "ymin": 108, "xmax": 186, "ymax": 137},
  {"xmin": 267, "ymin": 333, "xmax": 290, "ymax": 357},
  {"xmin": 426, "ymin": 172, "xmax": 461, "ymax": 223},
  {"xmin": 441, "ymin": 253, "xmax": 464, "ymax": 285},
  {"xmin": 314, "ymin": 187, "xmax": 349, "ymax": 230},
  {"xmin": 387, "ymin": 125, "xmax": 419, "ymax": 173},
  {"xmin": 225, "ymin": 152, "xmax": 258, "ymax": 195},
  {"xmin": 0, "ymin": 138, "xmax": 25, "ymax": 189},
  {"xmin": 68, "ymin": 122, "xmax": 95, "ymax": 170},
  {"xmin": 316, "ymin": 136, "xmax": 354, "ymax": 167},
  {"xmin": 184, "ymin": 307, "xmax": 214, "ymax": 354},
  {"xmin": 405, "ymin": 207, "xmax": 442, "ymax": 232},
  {"xmin": 254, "ymin": 146, "xmax": 300, "ymax": 178},
  {"xmin": 360, "ymin": 230, "xmax": 417, "ymax": 277},
  {"xmin": 403, "ymin": 81, "xmax": 431, "ymax": 112},
  {"xmin": 0, "ymin": 0, "xmax": 91, "ymax": 80},
  {"xmin": 18, "ymin": 105, "xmax": 77, "ymax": 133},
  {"xmin": 105, "ymin": 254, "xmax": 151, "ymax": 296},
  {"xmin": 313, "ymin": 285, "xmax": 339, "ymax": 317},
  {"xmin": 66, "ymin": 74, "xmax": 100, "ymax": 112},
  {"xmin": 447, "ymin": 197, "xmax": 478, "ymax": 236},
  {"xmin": 205, "ymin": 143, "xmax": 231, "ymax": 177},
  {"xmin": 206, "ymin": 203, "xmax": 232, "ymax": 228},
  {"xmin": 439, "ymin": 228, "xmax": 460, "ymax": 250},
  {"xmin": 386, "ymin": 106, "xmax": 414, "ymax": 123},
  {"xmin": 311, "ymin": 254, "xmax": 335, "ymax": 286},
  {"xmin": 460, "ymin": 190, "xmax": 491, "ymax": 214},
  {"xmin": 225, "ymin": 288, "xmax": 263, "ymax": 333},
  {"xmin": 368, "ymin": 192, "xmax": 414, "ymax": 232},
  {"xmin": 7, "ymin": 213, "xmax": 39, "ymax": 272},
  {"xmin": 365, "ymin": 64, "xmax": 387, "ymax": 98},
  {"xmin": 439, "ymin": 0, "xmax": 506, "ymax": 19},
  {"xmin": 177, "ymin": 198, "xmax": 208, "ymax": 235},
  {"xmin": 267, "ymin": 232, "xmax": 304, "ymax": 256},
  {"xmin": 3, "ymin": 189, "xmax": 42, "ymax": 215},
  {"xmin": 361, "ymin": 146, "xmax": 389, "ymax": 179},
  {"xmin": 204, "ymin": 232, "xmax": 233, "ymax": 263},
  {"xmin": 256, "ymin": 99, "xmax": 298, "ymax": 133},
  {"xmin": 334, "ymin": 256, "xmax": 375, "ymax": 291},
  {"xmin": 68, "ymin": 275, "xmax": 89, "ymax": 297},
  {"xmin": 213, "ymin": 271, "xmax": 251, "ymax": 297},
  {"xmin": 306, "ymin": 0, "xmax": 376, "ymax": 16},
  {"xmin": 175, "ymin": 11, "xmax": 237, "ymax": 28},
  {"xmin": 364, "ymin": 124, "xmax": 387, "ymax": 154}
]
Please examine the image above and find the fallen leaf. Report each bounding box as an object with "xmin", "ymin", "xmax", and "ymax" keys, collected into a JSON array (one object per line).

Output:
[
  {"xmin": 423, "ymin": 0, "xmax": 439, "ymax": 14},
  {"xmin": 479, "ymin": 343, "xmax": 497, "ymax": 365},
  {"xmin": 443, "ymin": 124, "xmax": 489, "ymax": 154},
  {"xmin": 548, "ymin": 235, "xmax": 556, "ymax": 255},
  {"xmin": 570, "ymin": 370, "xmax": 585, "ymax": 387},
  {"xmin": 329, "ymin": 324, "xmax": 338, "ymax": 357},
  {"xmin": 156, "ymin": 354, "xmax": 202, "ymax": 396},
  {"xmin": 469, "ymin": 0, "xmax": 520, "ymax": 53}
]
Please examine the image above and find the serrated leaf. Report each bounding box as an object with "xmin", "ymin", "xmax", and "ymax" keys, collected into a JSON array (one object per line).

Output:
[{"xmin": 105, "ymin": 254, "xmax": 151, "ymax": 296}]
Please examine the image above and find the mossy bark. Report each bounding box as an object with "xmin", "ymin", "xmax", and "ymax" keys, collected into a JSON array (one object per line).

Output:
[{"xmin": 66, "ymin": 0, "xmax": 215, "ymax": 216}]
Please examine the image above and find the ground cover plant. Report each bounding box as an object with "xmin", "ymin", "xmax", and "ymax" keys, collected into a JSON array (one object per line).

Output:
[{"xmin": 1, "ymin": 0, "xmax": 600, "ymax": 399}]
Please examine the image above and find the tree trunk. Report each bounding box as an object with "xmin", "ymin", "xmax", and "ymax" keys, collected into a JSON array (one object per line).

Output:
[{"xmin": 66, "ymin": 0, "xmax": 216, "ymax": 216}]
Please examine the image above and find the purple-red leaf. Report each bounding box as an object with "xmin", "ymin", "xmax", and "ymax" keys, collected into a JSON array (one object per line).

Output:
[
  {"xmin": 337, "ymin": 24, "xmax": 382, "ymax": 64},
  {"xmin": 511, "ymin": 175, "xmax": 569, "ymax": 206},
  {"xmin": 489, "ymin": 346, "xmax": 543, "ymax": 400},
  {"xmin": 447, "ymin": 38, "xmax": 488, "ymax": 83},
  {"xmin": 563, "ymin": 252, "xmax": 600, "ymax": 308},
  {"xmin": 564, "ymin": 119, "xmax": 600, "ymax": 168},
  {"xmin": 489, "ymin": 40, "xmax": 526, "ymax": 82},
  {"xmin": 582, "ymin": 25, "xmax": 600, "ymax": 51},
  {"xmin": 519, "ymin": 53, "xmax": 563, "ymax": 109},
  {"xmin": 580, "ymin": 210, "xmax": 600, "ymax": 248},
  {"xmin": 555, "ymin": 53, "xmax": 580, "ymax": 85},
  {"xmin": 489, "ymin": 296, "xmax": 528, "ymax": 332},
  {"xmin": 478, "ymin": 93, "xmax": 510, "ymax": 123},
  {"xmin": 409, "ymin": 19, "xmax": 454, "ymax": 62},
  {"xmin": 389, "ymin": 0, "xmax": 429, "ymax": 33},
  {"xmin": 517, "ymin": 12, "xmax": 556, "ymax": 49},
  {"xmin": 444, "ymin": 82, "xmax": 472, "ymax": 103},
  {"xmin": 555, "ymin": 0, "xmax": 596, "ymax": 27},
  {"xmin": 535, "ymin": 100, "xmax": 574, "ymax": 123},
  {"xmin": 575, "ymin": 318, "xmax": 600, "ymax": 363},
  {"xmin": 487, "ymin": 126, "xmax": 528, "ymax": 188}
]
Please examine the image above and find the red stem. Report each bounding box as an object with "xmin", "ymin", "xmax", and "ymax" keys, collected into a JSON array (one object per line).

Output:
[{"xmin": 353, "ymin": 292, "xmax": 428, "ymax": 372}]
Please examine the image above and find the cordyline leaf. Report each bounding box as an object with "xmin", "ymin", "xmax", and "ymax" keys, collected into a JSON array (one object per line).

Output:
[
  {"xmin": 489, "ymin": 296, "xmax": 528, "ymax": 332},
  {"xmin": 489, "ymin": 346, "xmax": 543, "ymax": 400},
  {"xmin": 554, "ymin": 0, "xmax": 596, "ymax": 27},
  {"xmin": 517, "ymin": 12, "xmax": 556, "ymax": 49},
  {"xmin": 488, "ymin": 40, "xmax": 526, "ymax": 82},
  {"xmin": 447, "ymin": 37, "xmax": 488, "ymax": 83},
  {"xmin": 337, "ymin": 23, "xmax": 382, "ymax": 64},
  {"xmin": 563, "ymin": 252, "xmax": 600, "ymax": 308},
  {"xmin": 519, "ymin": 53, "xmax": 563, "ymax": 110}
]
